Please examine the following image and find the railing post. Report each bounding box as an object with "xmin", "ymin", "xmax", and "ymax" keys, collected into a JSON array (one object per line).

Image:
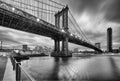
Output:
[
  {"xmin": 16, "ymin": 62, "xmax": 21, "ymax": 81},
  {"xmin": 13, "ymin": 56, "xmax": 29, "ymax": 81}
]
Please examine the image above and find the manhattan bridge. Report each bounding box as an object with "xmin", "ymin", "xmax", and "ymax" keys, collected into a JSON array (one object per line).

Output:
[{"xmin": 0, "ymin": 0, "xmax": 103, "ymax": 57}]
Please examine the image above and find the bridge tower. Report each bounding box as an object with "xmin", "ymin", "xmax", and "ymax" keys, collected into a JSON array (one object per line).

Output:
[{"xmin": 52, "ymin": 6, "xmax": 71, "ymax": 57}]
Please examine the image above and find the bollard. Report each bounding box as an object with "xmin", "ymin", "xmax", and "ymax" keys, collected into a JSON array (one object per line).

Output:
[{"xmin": 15, "ymin": 62, "xmax": 21, "ymax": 81}]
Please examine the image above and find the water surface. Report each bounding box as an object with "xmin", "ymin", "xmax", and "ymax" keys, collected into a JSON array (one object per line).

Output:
[{"xmin": 21, "ymin": 55, "xmax": 120, "ymax": 81}]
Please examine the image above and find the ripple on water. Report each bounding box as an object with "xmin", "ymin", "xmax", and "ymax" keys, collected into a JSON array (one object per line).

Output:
[{"xmin": 21, "ymin": 55, "xmax": 120, "ymax": 81}]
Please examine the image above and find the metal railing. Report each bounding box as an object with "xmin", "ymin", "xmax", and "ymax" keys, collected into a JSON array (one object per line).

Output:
[{"xmin": 10, "ymin": 56, "xmax": 36, "ymax": 81}]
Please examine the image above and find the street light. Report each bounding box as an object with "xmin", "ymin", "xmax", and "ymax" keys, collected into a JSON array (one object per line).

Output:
[
  {"xmin": 12, "ymin": 7, "xmax": 15, "ymax": 11},
  {"xmin": 75, "ymin": 35, "xmax": 78, "ymax": 38},
  {"xmin": 37, "ymin": 18, "xmax": 40, "ymax": 22},
  {"xmin": 70, "ymin": 33, "xmax": 73, "ymax": 36},
  {"xmin": 61, "ymin": 29, "xmax": 65, "ymax": 33}
]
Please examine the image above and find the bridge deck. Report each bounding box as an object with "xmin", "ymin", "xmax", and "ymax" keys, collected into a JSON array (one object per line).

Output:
[{"xmin": 0, "ymin": 1, "xmax": 102, "ymax": 52}]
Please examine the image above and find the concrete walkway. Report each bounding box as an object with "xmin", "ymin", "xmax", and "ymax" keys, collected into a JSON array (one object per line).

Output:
[
  {"xmin": 0, "ymin": 57, "xmax": 8, "ymax": 81},
  {"xmin": 3, "ymin": 57, "xmax": 15, "ymax": 81}
]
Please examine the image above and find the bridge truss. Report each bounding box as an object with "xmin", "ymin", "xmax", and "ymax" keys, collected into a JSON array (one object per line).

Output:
[{"xmin": 0, "ymin": 0, "xmax": 103, "ymax": 55}]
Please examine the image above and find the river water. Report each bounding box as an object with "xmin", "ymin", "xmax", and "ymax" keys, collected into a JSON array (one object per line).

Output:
[{"xmin": 21, "ymin": 54, "xmax": 120, "ymax": 81}]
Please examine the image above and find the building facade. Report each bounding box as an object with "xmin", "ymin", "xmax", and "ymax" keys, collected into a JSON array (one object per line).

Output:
[
  {"xmin": 74, "ymin": 48, "xmax": 79, "ymax": 53},
  {"xmin": 95, "ymin": 43, "xmax": 101, "ymax": 49},
  {"xmin": 22, "ymin": 45, "xmax": 28, "ymax": 51},
  {"xmin": 119, "ymin": 47, "xmax": 120, "ymax": 53},
  {"xmin": 107, "ymin": 27, "xmax": 112, "ymax": 52}
]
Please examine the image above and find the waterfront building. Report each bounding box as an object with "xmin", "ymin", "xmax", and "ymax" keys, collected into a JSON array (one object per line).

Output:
[
  {"xmin": 107, "ymin": 27, "xmax": 112, "ymax": 52},
  {"xmin": 74, "ymin": 48, "xmax": 79, "ymax": 53},
  {"xmin": 34, "ymin": 46, "xmax": 43, "ymax": 52},
  {"xmin": 112, "ymin": 49, "xmax": 119, "ymax": 53},
  {"xmin": 22, "ymin": 45, "xmax": 28, "ymax": 51},
  {"xmin": 33, "ymin": 46, "xmax": 52, "ymax": 55},
  {"xmin": 119, "ymin": 47, "xmax": 120, "ymax": 53},
  {"xmin": 95, "ymin": 43, "xmax": 101, "ymax": 49}
]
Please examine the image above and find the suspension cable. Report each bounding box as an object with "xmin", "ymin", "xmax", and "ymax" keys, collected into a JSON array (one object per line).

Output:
[
  {"xmin": 68, "ymin": 18, "xmax": 85, "ymax": 40},
  {"xmin": 69, "ymin": 14, "xmax": 87, "ymax": 40},
  {"xmin": 49, "ymin": 0, "xmax": 65, "ymax": 7},
  {"xmin": 69, "ymin": 10, "xmax": 87, "ymax": 39},
  {"xmin": 13, "ymin": 0, "xmax": 58, "ymax": 13},
  {"xmin": 15, "ymin": 5, "xmax": 55, "ymax": 15},
  {"xmin": 69, "ymin": 10, "xmax": 91, "ymax": 43},
  {"xmin": 34, "ymin": 0, "xmax": 62, "ymax": 9}
]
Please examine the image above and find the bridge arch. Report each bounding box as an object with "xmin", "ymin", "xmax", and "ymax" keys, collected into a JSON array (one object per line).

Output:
[{"xmin": 0, "ymin": 3, "xmax": 9, "ymax": 10}]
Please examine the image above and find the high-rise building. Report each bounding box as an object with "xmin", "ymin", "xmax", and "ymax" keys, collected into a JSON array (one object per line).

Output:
[
  {"xmin": 95, "ymin": 43, "xmax": 101, "ymax": 49},
  {"xmin": 107, "ymin": 27, "xmax": 112, "ymax": 52},
  {"xmin": 74, "ymin": 48, "xmax": 79, "ymax": 53},
  {"xmin": 119, "ymin": 47, "xmax": 120, "ymax": 53},
  {"xmin": 95, "ymin": 43, "xmax": 101, "ymax": 53},
  {"xmin": 0, "ymin": 41, "xmax": 2, "ymax": 50},
  {"xmin": 34, "ymin": 46, "xmax": 43, "ymax": 52},
  {"xmin": 23, "ymin": 45, "xmax": 28, "ymax": 51}
]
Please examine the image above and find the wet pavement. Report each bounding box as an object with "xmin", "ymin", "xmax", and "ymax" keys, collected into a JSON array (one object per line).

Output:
[
  {"xmin": 0, "ymin": 56, "xmax": 15, "ymax": 81},
  {"xmin": 0, "ymin": 57, "xmax": 8, "ymax": 81}
]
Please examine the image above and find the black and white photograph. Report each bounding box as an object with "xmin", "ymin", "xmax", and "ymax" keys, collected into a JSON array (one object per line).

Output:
[{"xmin": 0, "ymin": 0, "xmax": 120, "ymax": 81}]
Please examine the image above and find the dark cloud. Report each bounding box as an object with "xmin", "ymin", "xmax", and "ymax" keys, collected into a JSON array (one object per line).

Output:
[
  {"xmin": 0, "ymin": 30, "xmax": 21, "ymax": 44},
  {"xmin": 69, "ymin": 0, "xmax": 120, "ymax": 23},
  {"xmin": 105, "ymin": 0, "xmax": 120, "ymax": 23},
  {"xmin": 68, "ymin": 0, "xmax": 120, "ymax": 49},
  {"xmin": 0, "ymin": 0, "xmax": 119, "ymax": 50},
  {"xmin": 113, "ymin": 27, "xmax": 120, "ymax": 43},
  {"xmin": 69, "ymin": 0, "xmax": 105, "ymax": 15},
  {"xmin": 85, "ymin": 30, "xmax": 105, "ymax": 40},
  {"xmin": 0, "ymin": 26, "xmax": 54, "ymax": 47}
]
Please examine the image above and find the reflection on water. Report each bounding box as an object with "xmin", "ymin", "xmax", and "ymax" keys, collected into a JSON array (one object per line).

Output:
[{"xmin": 21, "ymin": 55, "xmax": 120, "ymax": 81}]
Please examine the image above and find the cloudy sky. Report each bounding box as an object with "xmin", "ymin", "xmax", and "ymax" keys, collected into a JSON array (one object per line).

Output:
[
  {"xmin": 59, "ymin": 0, "xmax": 120, "ymax": 50},
  {"xmin": 0, "ymin": 0, "xmax": 120, "ymax": 50}
]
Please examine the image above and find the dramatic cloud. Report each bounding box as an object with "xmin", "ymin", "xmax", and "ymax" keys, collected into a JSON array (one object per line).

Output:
[
  {"xmin": 0, "ymin": 28, "xmax": 21, "ymax": 44},
  {"xmin": 64, "ymin": 0, "xmax": 120, "ymax": 50},
  {"xmin": 0, "ymin": 0, "xmax": 119, "ymax": 50},
  {"xmin": 0, "ymin": 26, "xmax": 53, "ymax": 49},
  {"xmin": 105, "ymin": 0, "xmax": 120, "ymax": 23},
  {"xmin": 71, "ymin": 0, "xmax": 104, "ymax": 12}
]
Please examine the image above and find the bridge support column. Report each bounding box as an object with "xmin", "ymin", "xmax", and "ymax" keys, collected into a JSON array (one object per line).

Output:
[
  {"xmin": 61, "ymin": 37, "xmax": 69, "ymax": 56},
  {"xmin": 52, "ymin": 6, "xmax": 71, "ymax": 57},
  {"xmin": 54, "ymin": 39, "xmax": 60, "ymax": 52},
  {"xmin": 51, "ymin": 39, "xmax": 60, "ymax": 56}
]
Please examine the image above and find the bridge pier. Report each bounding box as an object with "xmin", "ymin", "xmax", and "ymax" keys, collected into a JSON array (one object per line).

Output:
[
  {"xmin": 61, "ymin": 37, "xmax": 69, "ymax": 56},
  {"xmin": 51, "ymin": 39, "xmax": 60, "ymax": 57},
  {"xmin": 51, "ymin": 6, "xmax": 72, "ymax": 57},
  {"xmin": 54, "ymin": 39, "xmax": 60, "ymax": 52},
  {"xmin": 52, "ymin": 37, "xmax": 71, "ymax": 57},
  {"xmin": 53, "ymin": 39, "xmax": 60, "ymax": 56}
]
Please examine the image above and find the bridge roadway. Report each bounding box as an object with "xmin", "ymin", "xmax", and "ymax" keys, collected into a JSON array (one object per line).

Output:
[{"xmin": 0, "ymin": 1, "xmax": 102, "ymax": 52}]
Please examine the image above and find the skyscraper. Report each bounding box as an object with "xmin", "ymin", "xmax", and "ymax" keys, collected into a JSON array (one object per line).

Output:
[
  {"xmin": 23, "ymin": 45, "xmax": 28, "ymax": 51},
  {"xmin": 95, "ymin": 43, "xmax": 101, "ymax": 49},
  {"xmin": 107, "ymin": 27, "xmax": 112, "ymax": 52}
]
